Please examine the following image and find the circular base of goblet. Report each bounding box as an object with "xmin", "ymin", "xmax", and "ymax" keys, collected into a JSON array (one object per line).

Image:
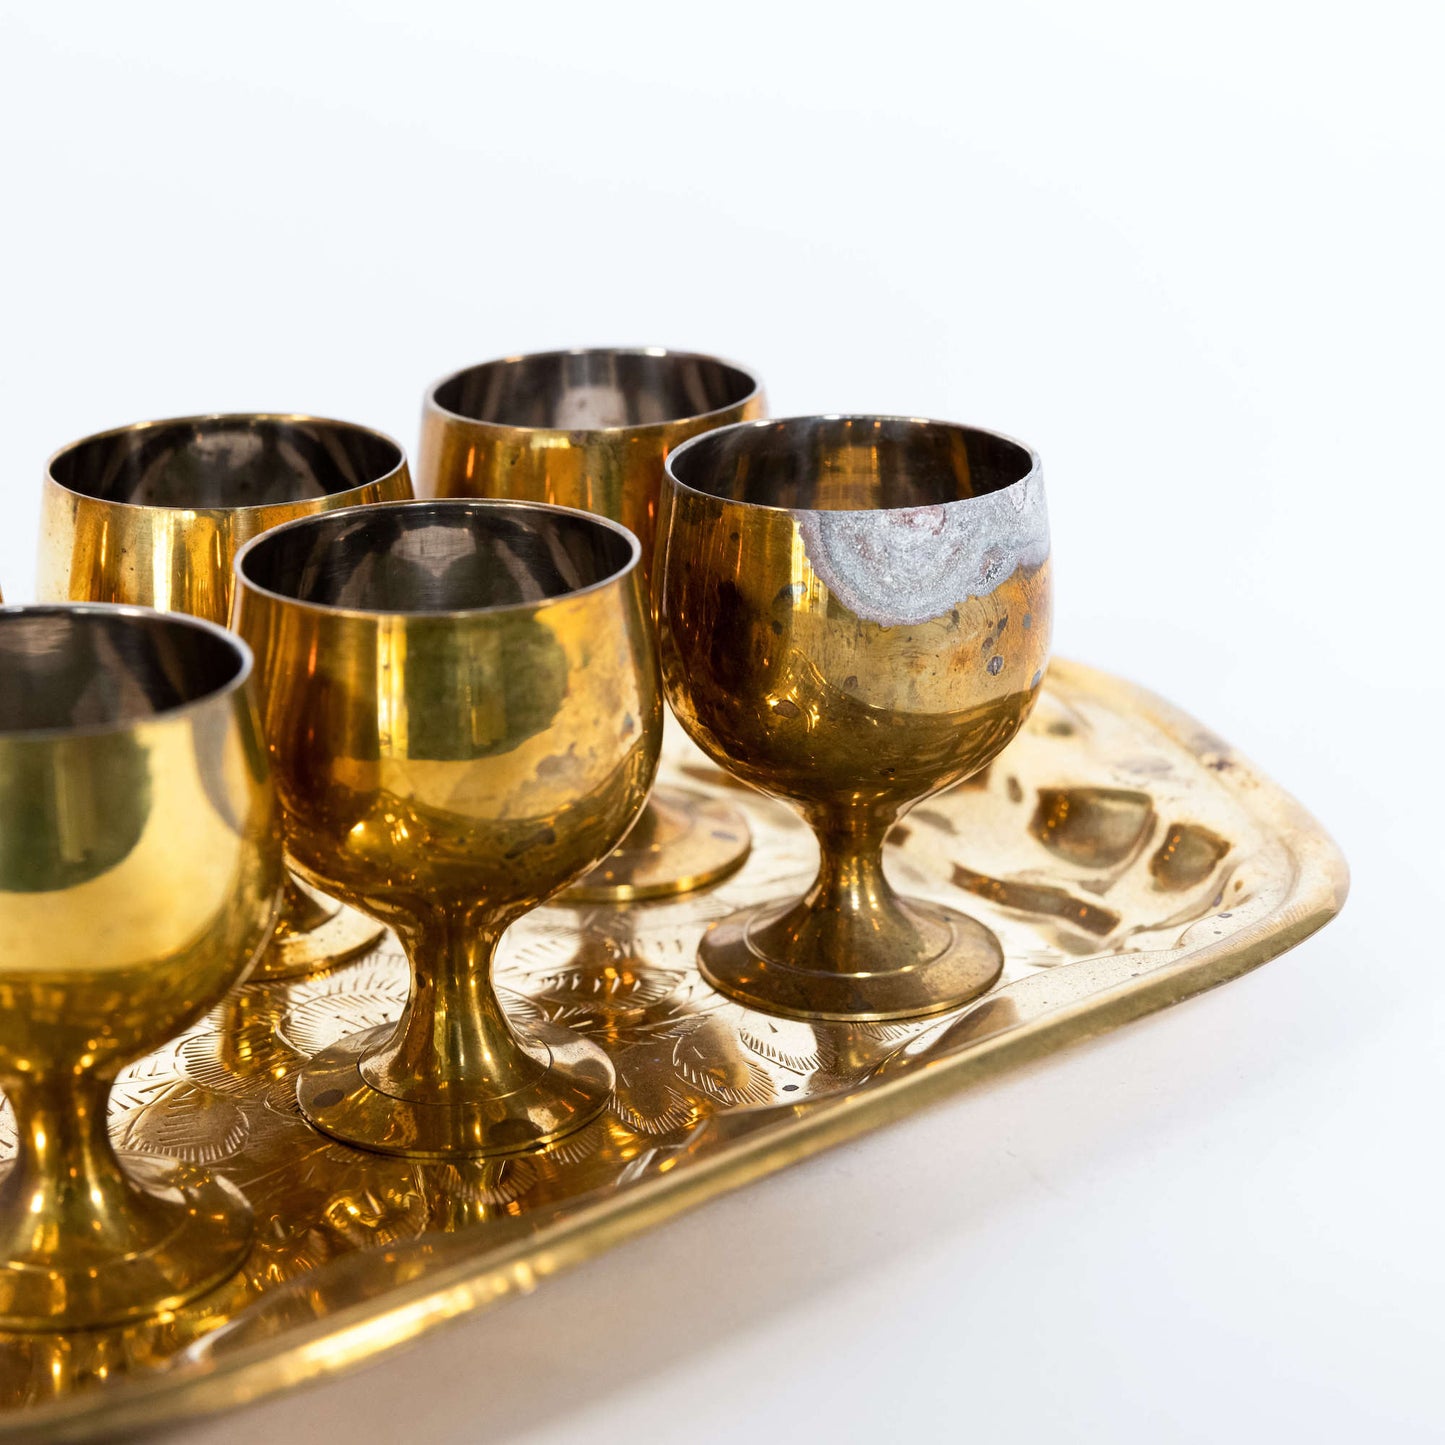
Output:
[
  {"xmin": 0, "ymin": 1156, "xmax": 252, "ymax": 1331},
  {"xmin": 296, "ymin": 1021, "xmax": 616, "ymax": 1159},
  {"xmin": 252, "ymin": 887, "xmax": 385, "ymax": 983},
  {"xmin": 698, "ymin": 895, "xmax": 1004, "ymax": 1022},
  {"xmin": 562, "ymin": 785, "xmax": 751, "ymax": 903}
]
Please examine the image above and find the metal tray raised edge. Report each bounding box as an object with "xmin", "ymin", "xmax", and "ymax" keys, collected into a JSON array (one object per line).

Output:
[{"xmin": 3, "ymin": 657, "xmax": 1349, "ymax": 1443}]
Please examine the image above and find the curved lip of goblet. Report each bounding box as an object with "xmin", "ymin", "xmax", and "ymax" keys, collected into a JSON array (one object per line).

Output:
[
  {"xmin": 233, "ymin": 497, "xmax": 643, "ymax": 623},
  {"xmin": 0, "ymin": 602, "xmax": 253, "ymax": 742},
  {"xmin": 664, "ymin": 414, "xmax": 1042, "ymax": 514},
  {"xmin": 422, "ymin": 346, "xmax": 763, "ymax": 439},
  {"xmin": 44, "ymin": 412, "xmax": 410, "ymax": 515}
]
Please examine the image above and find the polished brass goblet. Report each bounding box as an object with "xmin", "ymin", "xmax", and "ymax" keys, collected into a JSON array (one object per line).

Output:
[
  {"xmin": 233, "ymin": 499, "xmax": 661, "ymax": 1157},
  {"xmin": 656, "ymin": 416, "xmax": 1053, "ymax": 1021},
  {"xmin": 38, "ymin": 413, "xmax": 414, "ymax": 980},
  {"xmin": 418, "ymin": 348, "xmax": 765, "ymax": 902},
  {"xmin": 0, "ymin": 605, "xmax": 280, "ymax": 1328}
]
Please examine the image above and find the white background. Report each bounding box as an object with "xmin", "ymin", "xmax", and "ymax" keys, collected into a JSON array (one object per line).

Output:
[{"xmin": 1, "ymin": 3, "xmax": 1441, "ymax": 1441}]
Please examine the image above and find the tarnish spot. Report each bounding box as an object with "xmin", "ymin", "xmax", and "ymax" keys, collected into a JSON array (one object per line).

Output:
[{"xmin": 793, "ymin": 472, "xmax": 1049, "ymax": 626}]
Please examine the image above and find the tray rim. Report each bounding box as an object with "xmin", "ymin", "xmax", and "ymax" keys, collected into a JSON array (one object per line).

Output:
[{"xmin": 0, "ymin": 655, "xmax": 1349, "ymax": 1443}]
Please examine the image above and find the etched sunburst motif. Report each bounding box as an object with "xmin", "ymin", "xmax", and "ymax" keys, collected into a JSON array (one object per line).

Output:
[
  {"xmin": 500, "ymin": 915, "xmax": 720, "ymax": 1050},
  {"xmin": 176, "ymin": 993, "xmax": 297, "ymax": 1097},
  {"xmin": 277, "ymin": 988, "xmax": 406, "ymax": 1060},
  {"xmin": 669, "ymin": 1017, "xmax": 775, "ymax": 1108},
  {"xmin": 737, "ymin": 1014, "xmax": 831, "ymax": 1073},
  {"xmin": 413, "ymin": 1158, "xmax": 540, "ymax": 1228},
  {"xmin": 110, "ymin": 1083, "xmax": 251, "ymax": 1166},
  {"xmin": 611, "ymin": 1043, "xmax": 707, "ymax": 1137}
]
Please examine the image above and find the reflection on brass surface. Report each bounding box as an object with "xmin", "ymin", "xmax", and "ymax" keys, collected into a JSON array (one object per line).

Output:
[
  {"xmin": 418, "ymin": 349, "xmax": 766, "ymax": 902},
  {"xmin": 36, "ymin": 414, "xmax": 414, "ymax": 982},
  {"xmin": 0, "ymin": 659, "xmax": 1347, "ymax": 1438},
  {"xmin": 1149, "ymin": 821, "xmax": 1232, "ymax": 891},
  {"xmin": 0, "ymin": 606, "xmax": 280, "ymax": 1331},
  {"xmin": 232, "ymin": 500, "xmax": 661, "ymax": 1159},
  {"xmin": 1030, "ymin": 786, "xmax": 1155, "ymax": 868},
  {"xmin": 655, "ymin": 416, "xmax": 1053, "ymax": 1020}
]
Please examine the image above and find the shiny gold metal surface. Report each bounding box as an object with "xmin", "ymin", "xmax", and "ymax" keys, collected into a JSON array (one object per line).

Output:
[
  {"xmin": 0, "ymin": 658, "xmax": 1346, "ymax": 1438},
  {"xmin": 37, "ymin": 414, "xmax": 414, "ymax": 982},
  {"xmin": 0, "ymin": 606, "xmax": 280, "ymax": 1331},
  {"xmin": 232, "ymin": 499, "xmax": 661, "ymax": 1158},
  {"xmin": 657, "ymin": 416, "xmax": 1052, "ymax": 1020},
  {"xmin": 418, "ymin": 348, "xmax": 766, "ymax": 902}
]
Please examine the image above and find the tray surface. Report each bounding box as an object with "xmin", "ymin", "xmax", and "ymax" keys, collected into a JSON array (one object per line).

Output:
[{"xmin": 0, "ymin": 658, "xmax": 1347, "ymax": 1441}]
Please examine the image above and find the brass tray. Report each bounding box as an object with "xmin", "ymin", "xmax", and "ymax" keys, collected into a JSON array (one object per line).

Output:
[{"xmin": 0, "ymin": 658, "xmax": 1347, "ymax": 1441}]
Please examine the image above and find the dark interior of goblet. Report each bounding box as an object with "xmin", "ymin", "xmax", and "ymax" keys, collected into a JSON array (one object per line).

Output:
[
  {"xmin": 434, "ymin": 350, "xmax": 757, "ymax": 431},
  {"xmin": 0, "ymin": 610, "xmax": 245, "ymax": 732},
  {"xmin": 670, "ymin": 416, "xmax": 1033, "ymax": 511},
  {"xmin": 240, "ymin": 502, "xmax": 636, "ymax": 613},
  {"xmin": 50, "ymin": 418, "xmax": 402, "ymax": 509}
]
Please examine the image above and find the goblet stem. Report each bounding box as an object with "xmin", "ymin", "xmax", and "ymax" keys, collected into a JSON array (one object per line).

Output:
[
  {"xmin": 0, "ymin": 1072, "xmax": 171, "ymax": 1264},
  {"xmin": 0, "ymin": 1068, "xmax": 253, "ymax": 1326},
  {"xmin": 279, "ymin": 872, "xmax": 336, "ymax": 934},
  {"xmin": 253, "ymin": 872, "xmax": 383, "ymax": 983},
  {"xmin": 751, "ymin": 804, "xmax": 931, "ymax": 971},
  {"xmin": 804, "ymin": 807, "xmax": 913, "ymax": 937},
  {"xmin": 298, "ymin": 907, "xmax": 616, "ymax": 1158},
  {"xmin": 363, "ymin": 913, "xmax": 546, "ymax": 1103},
  {"xmin": 697, "ymin": 801, "xmax": 1005, "ymax": 1020}
]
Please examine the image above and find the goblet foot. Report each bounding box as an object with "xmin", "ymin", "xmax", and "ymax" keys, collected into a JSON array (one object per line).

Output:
[
  {"xmin": 698, "ymin": 894, "xmax": 1004, "ymax": 1022},
  {"xmin": 0, "ymin": 1156, "xmax": 252, "ymax": 1331},
  {"xmin": 252, "ymin": 876, "xmax": 385, "ymax": 983},
  {"xmin": 297, "ymin": 1022, "xmax": 616, "ymax": 1159},
  {"xmin": 562, "ymin": 786, "xmax": 751, "ymax": 903}
]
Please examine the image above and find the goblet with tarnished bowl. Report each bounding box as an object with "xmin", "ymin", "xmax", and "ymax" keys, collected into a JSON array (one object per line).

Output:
[
  {"xmin": 37, "ymin": 413, "xmax": 414, "ymax": 980},
  {"xmin": 418, "ymin": 348, "xmax": 765, "ymax": 901},
  {"xmin": 656, "ymin": 415, "xmax": 1053, "ymax": 1021},
  {"xmin": 233, "ymin": 499, "xmax": 661, "ymax": 1157},
  {"xmin": 0, "ymin": 605, "xmax": 280, "ymax": 1329}
]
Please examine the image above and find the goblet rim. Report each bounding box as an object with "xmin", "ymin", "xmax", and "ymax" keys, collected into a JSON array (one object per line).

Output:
[
  {"xmin": 422, "ymin": 346, "xmax": 763, "ymax": 439},
  {"xmin": 233, "ymin": 497, "xmax": 643, "ymax": 623},
  {"xmin": 0, "ymin": 602, "xmax": 253, "ymax": 742},
  {"xmin": 44, "ymin": 411, "xmax": 410, "ymax": 516},
  {"xmin": 663, "ymin": 413, "xmax": 1042, "ymax": 516}
]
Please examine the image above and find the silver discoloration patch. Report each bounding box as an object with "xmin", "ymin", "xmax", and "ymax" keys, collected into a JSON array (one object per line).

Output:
[{"xmin": 795, "ymin": 472, "xmax": 1049, "ymax": 627}]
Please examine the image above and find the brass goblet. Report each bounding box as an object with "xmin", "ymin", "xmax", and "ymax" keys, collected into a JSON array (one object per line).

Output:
[
  {"xmin": 656, "ymin": 416, "xmax": 1053, "ymax": 1021},
  {"xmin": 233, "ymin": 499, "xmax": 661, "ymax": 1157},
  {"xmin": 38, "ymin": 413, "xmax": 414, "ymax": 980},
  {"xmin": 0, "ymin": 605, "xmax": 280, "ymax": 1329},
  {"xmin": 418, "ymin": 347, "xmax": 765, "ymax": 902}
]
